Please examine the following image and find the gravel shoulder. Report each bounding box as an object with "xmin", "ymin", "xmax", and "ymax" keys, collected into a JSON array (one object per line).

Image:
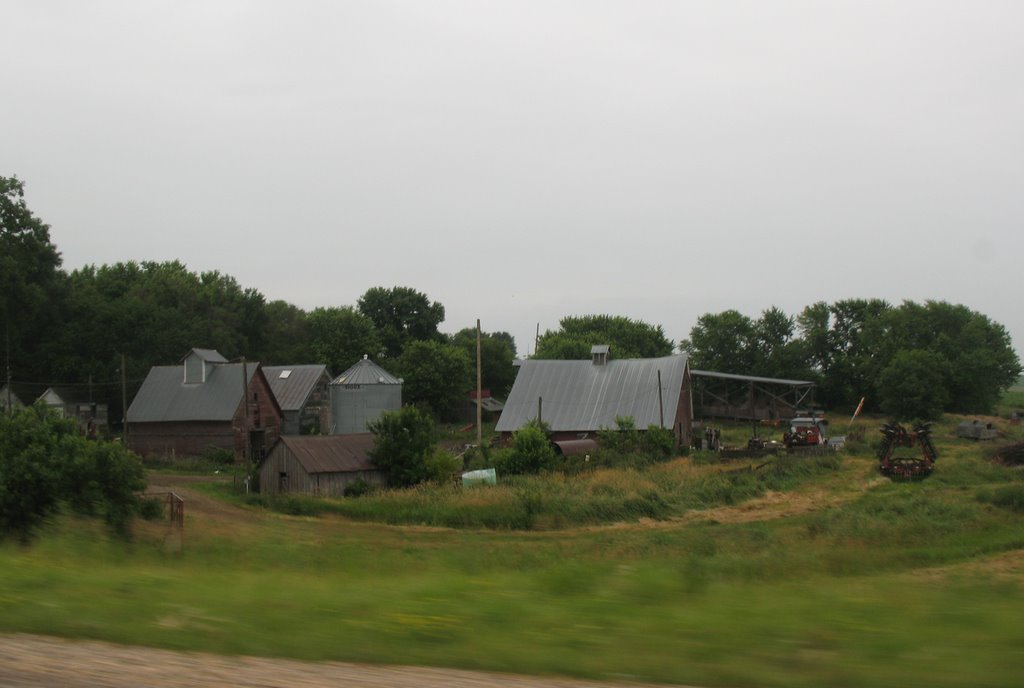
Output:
[{"xmin": 0, "ymin": 634, "xmax": 692, "ymax": 688}]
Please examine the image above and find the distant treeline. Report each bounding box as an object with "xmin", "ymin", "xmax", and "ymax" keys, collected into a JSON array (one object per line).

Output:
[{"xmin": 4, "ymin": 176, "xmax": 1019, "ymax": 422}]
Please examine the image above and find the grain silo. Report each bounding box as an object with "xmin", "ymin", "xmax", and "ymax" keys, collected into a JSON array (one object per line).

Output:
[{"xmin": 329, "ymin": 355, "xmax": 402, "ymax": 434}]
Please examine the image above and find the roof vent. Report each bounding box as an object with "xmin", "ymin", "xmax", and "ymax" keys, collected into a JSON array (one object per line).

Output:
[{"xmin": 591, "ymin": 344, "xmax": 610, "ymax": 366}]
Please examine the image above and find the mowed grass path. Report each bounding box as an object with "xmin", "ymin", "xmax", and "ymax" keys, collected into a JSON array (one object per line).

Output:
[{"xmin": 2, "ymin": 418, "xmax": 1024, "ymax": 687}]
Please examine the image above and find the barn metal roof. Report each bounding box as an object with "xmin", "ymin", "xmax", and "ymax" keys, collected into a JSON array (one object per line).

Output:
[
  {"xmin": 332, "ymin": 356, "xmax": 402, "ymax": 386},
  {"xmin": 273, "ymin": 434, "xmax": 377, "ymax": 474},
  {"xmin": 127, "ymin": 362, "xmax": 259, "ymax": 422},
  {"xmin": 495, "ymin": 354, "xmax": 689, "ymax": 433},
  {"xmin": 263, "ymin": 365, "xmax": 330, "ymax": 412},
  {"xmin": 185, "ymin": 348, "xmax": 227, "ymax": 363},
  {"xmin": 691, "ymin": 370, "xmax": 815, "ymax": 387}
]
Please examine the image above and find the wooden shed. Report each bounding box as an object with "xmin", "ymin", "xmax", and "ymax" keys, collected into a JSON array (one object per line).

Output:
[{"xmin": 259, "ymin": 434, "xmax": 386, "ymax": 497}]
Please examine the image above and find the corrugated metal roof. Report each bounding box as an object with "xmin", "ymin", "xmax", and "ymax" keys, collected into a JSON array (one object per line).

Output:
[
  {"xmin": 185, "ymin": 348, "xmax": 227, "ymax": 363},
  {"xmin": 332, "ymin": 357, "xmax": 402, "ymax": 385},
  {"xmin": 496, "ymin": 354, "xmax": 689, "ymax": 433},
  {"xmin": 263, "ymin": 365, "xmax": 329, "ymax": 412},
  {"xmin": 691, "ymin": 370, "xmax": 815, "ymax": 387},
  {"xmin": 275, "ymin": 434, "xmax": 377, "ymax": 474},
  {"xmin": 127, "ymin": 362, "xmax": 259, "ymax": 422}
]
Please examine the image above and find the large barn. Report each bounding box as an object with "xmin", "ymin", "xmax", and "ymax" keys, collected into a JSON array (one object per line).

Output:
[
  {"xmin": 496, "ymin": 346, "xmax": 693, "ymax": 446},
  {"xmin": 259, "ymin": 434, "xmax": 385, "ymax": 497},
  {"xmin": 127, "ymin": 348, "xmax": 282, "ymax": 463}
]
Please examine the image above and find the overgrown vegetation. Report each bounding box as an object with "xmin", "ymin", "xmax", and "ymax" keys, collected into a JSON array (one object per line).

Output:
[
  {"xmin": 0, "ymin": 404, "xmax": 146, "ymax": 540},
  {"xmin": 3, "ymin": 419, "xmax": 1024, "ymax": 687}
]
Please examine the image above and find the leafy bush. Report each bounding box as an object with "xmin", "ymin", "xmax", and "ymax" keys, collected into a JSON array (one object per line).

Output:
[
  {"xmin": 495, "ymin": 421, "xmax": 556, "ymax": 475},
  {"xmin": 0, "ymin": 403, "xmax": 146, "ymax": 540},
  {"xmin": 368, "ymin": 406, "xmax": 439, "ymax": 487},
  {"xmin": 343, "ymin": 478, "xmax": 373, "ymax": 498},
  {"xmin": 593, "ymin": 416, "xmax": 678, "ymax": 469},
  {"xmin": 201, "ymin": 445, "xmax": 235, "ymax": 466}
]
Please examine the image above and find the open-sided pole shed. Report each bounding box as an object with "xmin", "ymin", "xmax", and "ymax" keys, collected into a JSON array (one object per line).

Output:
[{"xmin": 691, "ymin": 370, "xmax": 815, "ymax": 421}]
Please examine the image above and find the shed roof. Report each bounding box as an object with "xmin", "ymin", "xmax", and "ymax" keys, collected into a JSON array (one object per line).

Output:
[
  {"xmin": 128, "ymin": 362, "xmax": 260, "ymax": 422},
  {"xmin": 263, "ymin": 364, "xmax": 330, "ymax": 412},
  {"xmin": 496, "ymin": 354, "xmax": 689, "ymax": 433},
  {"xmin": 185, "ymin": 348, "xmax": 228, "ymax": 363},
  {"xmin": 332, "ymin": 357, "xmax": 401, "ymax": 386},
  {"xmin": 40, "ymin": 386, "xmax": 107, "ymax": 406},
  {"xmin": 272, "ymin": 434, "xmax": 377, "ymax": 474},
  {"xmin": 0, "ymin": 383, "xmax": 44, "ymax": 406},
  {"xmin": 691, "ymin": 370, "xmax": 815, "ymax": 387}
]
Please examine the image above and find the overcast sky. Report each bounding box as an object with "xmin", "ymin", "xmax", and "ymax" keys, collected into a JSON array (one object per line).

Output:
[{"xmin": 4, "ymin": 1, "xmax": 1022, "ymax": 358}]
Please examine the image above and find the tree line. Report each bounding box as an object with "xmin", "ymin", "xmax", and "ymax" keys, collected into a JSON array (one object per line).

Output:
[
  {"xmin": 1, "ymin": 177, "xmax": 515, "ymax": 422},
  {"xmin": 4, "ymin": 175, "xmax": 1020, "ymax": 423},
  {"xmin": 681, "ymin": 301, "xmax": 1021, "ymax": 419}
]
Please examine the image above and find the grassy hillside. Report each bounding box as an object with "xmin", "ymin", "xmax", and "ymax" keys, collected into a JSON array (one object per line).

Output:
[{"xmin": 2, "ymin": 413, "xmax": 1023, "ymax": 687}]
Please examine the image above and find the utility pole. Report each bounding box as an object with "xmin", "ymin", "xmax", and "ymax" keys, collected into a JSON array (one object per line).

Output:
[
  {"xmin": 534, "ymin": 323, "xmax": 540, "ymax": 356},
  {"xmin": 537, "ymin": 396, "xmax": 542, "ymax": 425},
  {"xmin": 476, "ymin": 319, "xmax": 482, "ymax": 448}
]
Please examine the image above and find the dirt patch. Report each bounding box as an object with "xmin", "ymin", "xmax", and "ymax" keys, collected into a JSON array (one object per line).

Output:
[{"xmin": 0, "ymin": 634, "xmax": 693, "ymax": 688}]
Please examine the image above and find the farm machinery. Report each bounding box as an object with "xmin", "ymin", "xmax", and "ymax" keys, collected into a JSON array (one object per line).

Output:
[
  {"xmin": 877, "ymin": 422, "xmax": 937, "ymax": 480},
  {"xmin": 783, "ymin": 416, "xmax": 829, "ymax": 451}
]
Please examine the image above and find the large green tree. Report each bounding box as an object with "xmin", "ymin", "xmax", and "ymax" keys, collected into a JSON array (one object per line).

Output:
[
  {"xmin": 54, "ymin": 261, "xmax": 268, "ymax": 385},
  {"xmin": 306, "ymin": 306, "xmax": 381, "ymax": 375},
  {"xmin": 449, "ymin": 328, "xmax": 517, "ymax": 397},
  {"xmin": 393, "ymin": 340, "xmax": 473, "ymax": 420},
  {"xmin": 871, "ymin": 301, "xmax": 1020, "ymax": 414},
  {"xmin": 681, "ymin": 309, "xmax": 759, "ymax": 373},
  {"xmin": 0, "ymin": 177, "xmax": 64, "ymax": 383},
  {"xmin": 877, "ymin": 349, "xmax": 950, "ymax": 421},
  {"xmin": 535, "ymin": 315, "xmax": 674, "ymax": 360},
  {"xmin": 357, "ymin": 286, "xmax": 445, "ymax": 359}
]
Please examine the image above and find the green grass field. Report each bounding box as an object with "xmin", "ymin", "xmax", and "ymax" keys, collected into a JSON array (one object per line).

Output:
[{"xmin": 2, "ymin": 411, "xmax": 1024, "ymax": 687}]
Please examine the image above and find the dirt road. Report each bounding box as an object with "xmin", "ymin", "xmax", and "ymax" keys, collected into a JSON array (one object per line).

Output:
[{"xmin": 0, "ymin": 634, "xmax": 690, "ymax": 688}]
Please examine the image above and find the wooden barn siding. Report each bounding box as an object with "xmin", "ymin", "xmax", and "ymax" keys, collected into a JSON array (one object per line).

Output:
[
  {"xmin": 129, "ymin": 421, "xmax": 235, "ymax": 457},
  {"xmin": 235, "ymin": 371, "xmax": 282, "ymax": 461},
  {"xmin": 259, "ymin": 444, "xmax": 385, "ymax": 497}
]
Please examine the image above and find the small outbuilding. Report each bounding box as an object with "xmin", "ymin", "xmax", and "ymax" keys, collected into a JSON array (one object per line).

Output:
[
  {"xmin": 1, "ymin": 382, "xmax": 39, "ymax": 415},
  {"xmin": 259, "ymin": 434, "xmax": 385, "ymax": 497},
  {"xmin": 690, "ymin": 370, "xmax": 816, "ymax": 421},
  {"xmin": 38, "ymin": 386, "xmax": 109, "ymax": 435},
  {"xmin": 263, "ymin": 364, "xmax": 332, "ymax": 435},
  {"xmin": 329, "ymin": 356, "xmax": 402, "ymax": 434}
]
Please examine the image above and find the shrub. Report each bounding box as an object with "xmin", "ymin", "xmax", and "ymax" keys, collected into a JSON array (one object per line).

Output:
[
  {"xmin": 368, "ymin": 406, "xmax": 438, "ymax": 487},
  {"xmin": 201, "ymin": 445, "xmax": 235, "ymax": 466},
  {"xmin": 0, "ymin": 403, "xmax": 146, "ymax": 541},
  {"xmin": 497, "ymin": 421, "xmax": 556, "ymax": 475},
  {"xmin": 343, "ymin": 478, "xmax": 373, "ymax": 498}
]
